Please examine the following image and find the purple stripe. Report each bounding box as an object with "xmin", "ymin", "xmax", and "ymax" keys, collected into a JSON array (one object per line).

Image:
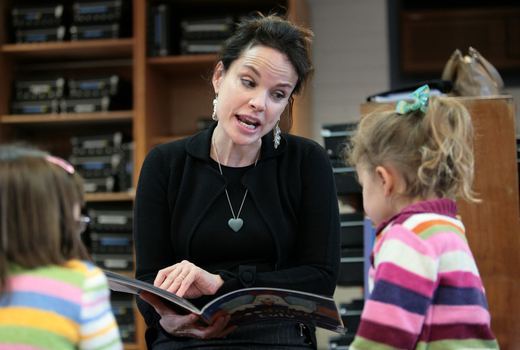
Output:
[
  {"xmin": 371, "ymin": 280, "xmax": 430, "ymax": 315},
  {"xmin": 433, "ymin": 285, "xmax": 488, "ymax": 308},
  {"xmin": 356, "ymin": 319, "xmax": 418, "ymax": 349},
  {"xmin": 376, "ymin": 262, "xmax": 436, "ymax": 298},
  {"xmin": 419, "ymin": 323, "xmax": 497, "ymax": 342}
]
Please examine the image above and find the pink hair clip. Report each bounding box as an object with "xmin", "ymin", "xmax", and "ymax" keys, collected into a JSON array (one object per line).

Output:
[{"xmin": 45, "ymin": 155, "xmax": 75, "ymax": 174}]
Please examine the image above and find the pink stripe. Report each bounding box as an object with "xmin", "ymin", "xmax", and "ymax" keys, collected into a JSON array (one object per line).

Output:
[
  {"xmin": 8, "ymin": 275, "xmax": 82, "ymax": 303},
  {"xmin": 361, "ymin": 299, "xmax": 424, "ymax": 335},
  {"xmin": 424, "ymin": 304, "xmax": 491, "ymax": 326},
  {"xmin": 424, "ymin": 231, "xmax": 473, "ymax": 256},
  {"xmin": 438, "ymin": 270, "xmax": 485, "ymax": 292},
  {"xmin": 84, "ymin": 294, "xmax": 110, "ymax": 308},
  {"xmin": 367, "ymin": 266, "xmax": 376, "ymax": 280},
  {"xmin": 0, "ymin": 346, "xmax": 45, "ymax": 350},
  {"xmin": 374, "ymin": 226, "xmax": 472, "ymax": 260},
  {"xmin": 375, "ymin": 262, "xmax": 436, "ymax": 297},
  {"xmin": 373, "ymin": 226, "xmax": 437, "ymax": 258}
]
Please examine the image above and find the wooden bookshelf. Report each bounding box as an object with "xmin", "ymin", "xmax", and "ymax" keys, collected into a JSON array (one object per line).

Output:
[
  {"xmin": 1, "ymin": 38, "xmax": 134, "ymax": 61},
  {"xmin": 0, "ymin": 1, "xmax": 312, "ymax": 349},
  {"xmin": 1, "ymin": 110, "xmax": 133, "ymax": 125},
  {"xmin": 85, "ymin": 192, "xmax": 135, "ymax": 202}
]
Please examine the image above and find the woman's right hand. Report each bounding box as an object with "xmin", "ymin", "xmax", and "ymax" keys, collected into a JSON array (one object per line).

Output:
[
  {"xmin": 139, "ymin": 291, "xmax": 237, "ymax": 339},
  {"xmin": 154, "ymin": 260, "xmax": 225, "ymax": 299}
]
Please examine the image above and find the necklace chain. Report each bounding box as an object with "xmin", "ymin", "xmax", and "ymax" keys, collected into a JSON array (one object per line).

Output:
[{"xmin": 212, "ymin": 135, "xmax": 260, "ymax": 221}]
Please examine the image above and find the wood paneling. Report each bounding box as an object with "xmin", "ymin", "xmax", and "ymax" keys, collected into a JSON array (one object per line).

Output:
[
  {"xmin": 400, "ymin": 8, "xmax": 520, "ymax": 74},
  {"xmin": 456, "ymin": 96, "xmax": 520, "ymax": 350}
]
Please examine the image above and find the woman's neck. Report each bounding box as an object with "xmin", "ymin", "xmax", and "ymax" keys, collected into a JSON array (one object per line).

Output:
[{"xmin": 211, "ymin": 128, "xmax": 261, "ymax": 167}]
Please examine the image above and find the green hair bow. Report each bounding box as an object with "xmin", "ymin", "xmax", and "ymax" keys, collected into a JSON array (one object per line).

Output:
[{"xmin": 396, "ymin": 85, "xmax": 430, "ymax": 114}]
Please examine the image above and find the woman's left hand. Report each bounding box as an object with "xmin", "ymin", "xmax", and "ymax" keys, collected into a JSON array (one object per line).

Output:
[
  {"xmin": 139, "ymin": 291, "xmax": 237, "ymax": 339},
  {"xmin": 154, "ymin": 260, "xmax": 225, "ymax": 299}
]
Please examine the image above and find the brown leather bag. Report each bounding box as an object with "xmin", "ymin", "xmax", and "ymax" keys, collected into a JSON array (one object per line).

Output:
[{"xmin": 441, "ymin": 47, "xmax": 504, "ymax": 96}]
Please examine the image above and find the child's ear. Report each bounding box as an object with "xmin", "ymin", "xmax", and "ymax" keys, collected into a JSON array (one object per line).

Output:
[{"xmin": 375, "ymin": 166, "xmax": 394, "ymax": 197}]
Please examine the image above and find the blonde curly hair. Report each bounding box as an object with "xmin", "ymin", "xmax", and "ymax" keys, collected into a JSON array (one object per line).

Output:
[{"xmin": 346, "ymin": 95, "xmax": 479, "ymax": 203}]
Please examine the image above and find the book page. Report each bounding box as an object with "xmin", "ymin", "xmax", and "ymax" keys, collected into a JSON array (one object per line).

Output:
[
  {"xmin": 200, "ymin": 288, "xmax": 345, "ymax": 334},
  {"xmin": 104, "ymin": 270, "xmax": 201, "ymax": 315}
]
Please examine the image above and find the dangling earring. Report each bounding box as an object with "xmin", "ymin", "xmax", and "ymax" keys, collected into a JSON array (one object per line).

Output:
[
  {"xmin": 274, "ymin": 120, "xmax": 281, "ymax": 149},
  {"xmin": 212, "ymin": 96, "xmax": 218, "ymax": 121}
]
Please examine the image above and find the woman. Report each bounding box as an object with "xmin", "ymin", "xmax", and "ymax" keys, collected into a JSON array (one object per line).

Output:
[
  {"xmin": 0, "ymin": 144, "xmax": 123, "ymax": 350},
  {"xmin": 134, "ymin": 13, "xmax": 340, "ymax": 349}
]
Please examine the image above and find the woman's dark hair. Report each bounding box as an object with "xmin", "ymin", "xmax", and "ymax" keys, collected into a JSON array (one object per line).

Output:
[{"xmin": 216, "ymin": 12, "xmax": 314, "ymax": 129}]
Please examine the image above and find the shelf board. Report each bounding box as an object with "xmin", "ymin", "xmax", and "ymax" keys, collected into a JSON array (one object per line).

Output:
[
  {"xmin": 1, "ymin": 110, "xmax": 133, "ymax": 126},
  {"xmin": 150, "ymin": 135, "xmax": 190, "ymax": 146},
  {"xmin": 85, "ymin": 191, "xmax": 135, "ymax": 202},
  {"xmin": 14, "ymin": 58, "xmax": 133, "ymax": 72},
  {"xmin": 147, "ymin": 54, "xmax": 216, "ymax": 76},
  {"xmin": 1, "ymin": 38, "xmax": 134, "ymax": 61}
]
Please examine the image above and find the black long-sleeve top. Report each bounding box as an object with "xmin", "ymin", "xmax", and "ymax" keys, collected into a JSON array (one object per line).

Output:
[{"xmin": 133, "ymin": 122, "xmax": 341, "ymax": 339}]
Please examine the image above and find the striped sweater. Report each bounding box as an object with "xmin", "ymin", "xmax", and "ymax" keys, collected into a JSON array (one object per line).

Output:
[
  {"xmin": 0, "ymin": 260, "xmax": 123, "ymax": 350},
  {"xmin": 350, "ymin": 199, "xmax": 499, "ymax": 350}
]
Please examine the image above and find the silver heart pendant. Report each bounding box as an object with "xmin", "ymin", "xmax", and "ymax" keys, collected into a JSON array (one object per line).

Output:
[{"xmin": 228, "ymin": 218, "xmax": 244, "ymax": 232}]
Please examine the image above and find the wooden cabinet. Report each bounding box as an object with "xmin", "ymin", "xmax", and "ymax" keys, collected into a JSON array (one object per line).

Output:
[
  {"xmin": 456, "ymin": 96, "xmax": 520, "ymax": 350},
  {"xmin": 361, "ymin": 96, "xmax": 520, "ymax": 350},
  {"xmin": 0, "ymin": 1, "xmax": 311, "ymax": 349},
  {"xmin": 400, "ymin": 7, "xmax": 520, "ymax": 74}
]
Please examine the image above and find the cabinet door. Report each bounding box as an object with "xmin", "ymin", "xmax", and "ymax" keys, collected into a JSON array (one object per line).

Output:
[
  {"xmin": 456, "ymin": 96, "xmax": 520, "ymax": 350},
  {"xmin": 400, "ymin": 8, "xmax": 520, "ymax": 74}
]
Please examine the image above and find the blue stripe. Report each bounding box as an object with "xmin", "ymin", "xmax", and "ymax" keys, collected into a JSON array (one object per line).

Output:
[
  {"xmin": 433, "ymin": 285, "xmax": 489, "ymax": 308},
  {"xmin": 0, "ymin": 291, "xmax": 80, "ymax": 321},
  {"xmin": 371, "ymin": 280, "xmax": 430, "ymax": 315},
  {"xmin": 82, "ymin": 307, "xmax": 112, "ymax": 324}
]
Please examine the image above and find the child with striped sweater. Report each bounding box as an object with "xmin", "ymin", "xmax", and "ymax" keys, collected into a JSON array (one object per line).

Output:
[
  {"xmin": 0, "ymin": 144, "xmax": 123, "ymax": 350},
  {"xmin": 346, "ymin": 86, "xmax": 499, "ymax": 349}
]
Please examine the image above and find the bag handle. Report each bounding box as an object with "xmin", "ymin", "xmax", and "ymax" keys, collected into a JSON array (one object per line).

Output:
[
  {"xmin": 441, "ymin": 49, "xmax": 462, "ymax": 81},
  {"xmin": 469, "ymin": 47, "xmax": 504, "ymax": 90}
]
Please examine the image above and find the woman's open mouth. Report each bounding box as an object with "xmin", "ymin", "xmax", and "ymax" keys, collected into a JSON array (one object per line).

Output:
[{"xmin": 237, "ymin": 115, "xmax": 260, "ymax": 130}]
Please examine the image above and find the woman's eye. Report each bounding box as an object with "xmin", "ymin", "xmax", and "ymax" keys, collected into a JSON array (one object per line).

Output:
[
  {"xmin": 272, "ymin": 92, "xmax": 285, "ymax": 100},
  {"xmin": 241, "ymin": 78, "xmax": 254, "ymax": 88}
]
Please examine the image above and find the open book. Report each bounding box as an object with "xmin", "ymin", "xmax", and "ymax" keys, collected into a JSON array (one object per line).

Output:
[{"xmin": 104, "ymin": 270, "xmax": 345, "ymax": 334}]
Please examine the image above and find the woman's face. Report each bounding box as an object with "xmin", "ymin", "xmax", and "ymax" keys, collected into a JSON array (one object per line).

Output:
[{"xmin": 212, "ymin": 45, "xmax": 298, "ymax": 147}]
